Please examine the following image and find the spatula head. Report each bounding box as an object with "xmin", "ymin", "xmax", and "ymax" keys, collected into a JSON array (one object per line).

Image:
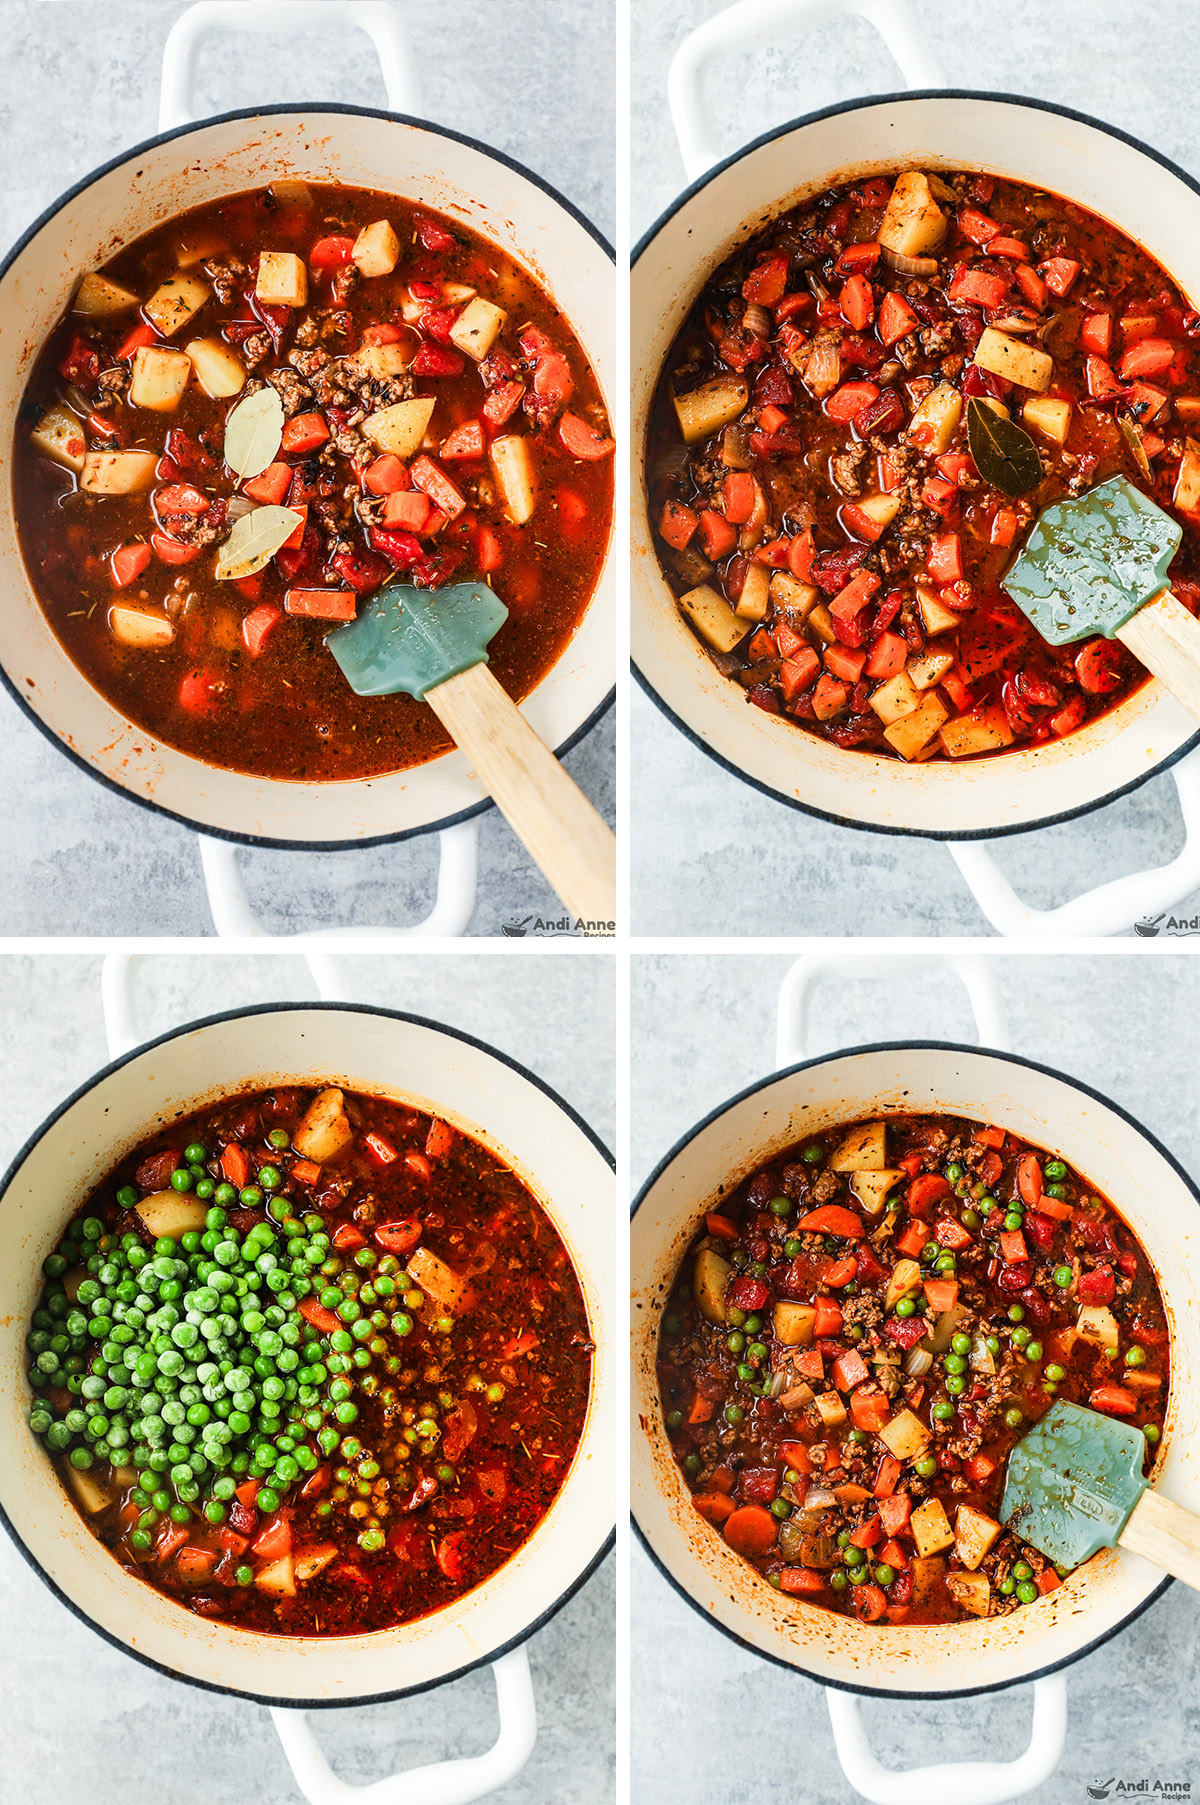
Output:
[
  {"xmin": 326, "ymin": 579, "xmax": 508, "ymax": 699},
  {"xmin": 1003, "ymin": 475, "xmax": 1181, "ymax": 645},
  {"xmin": 1001, "ymin": 1399, "xmax": 1149, "ymax": 1569}
]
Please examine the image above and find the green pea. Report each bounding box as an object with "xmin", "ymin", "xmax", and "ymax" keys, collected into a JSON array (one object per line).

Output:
[
  {"xmin": 170, "ymin": 1169, "xmax": 193, "ymax": 1193},
  {"xmin": 951, "ymin": 1332, "xmax": 972, "ymax": 1356},
  {"xmin": 932, "ymin": 1401, "xmax": 954, "ymax": 1422},
  {"xmin": 769, "ymin": 1498, "xmax": 791, "ymax": 1520},
  {"xmin": 1125, "ymin": 1345, "xmax": 1147, "ymax": 1368},
  {"xmin": 945, "ymin": 1375, "xmax": 965, "ymax": 1395},
  {"xmin": 1008, "ymin": 1304, "xmax": 1024, "ymax": 1322},
  {"xmin": 784, "ymin": 1238, "xmax": 802, "ymax": 1259},
  {"xmin": 737, "ymin": 1362, "xmax": 756, "ymax": 1383},
  {"xmin": 240, "ymin": 1187, "xmax": 264, "ymax": 1209},
  {"xmin": 1045, "ymin": 1364, "xmax": 1065, "ymax": 1383},
  {"xmin": 1044, "ymin": 1161, "xmax": 1067, "ymax": 1180},
  {"xmin": 1004, "ymin": 1407, "xmax": 1024, "ymax": 1430},
  {"xmin": 915, "ymin": 1456, "xmax": 938, "ymax": 1478},
  {"xmin": 769, "ymin": 1195, "xmax": 791, "ymax": 1218},
  {"xmin": 1025, "ymin": 1341, "xmax": 1042, "ymax": 1362},
  {"xmin": 873, "ymin": 1564, "xmax": 895, "ymax": 1586},
  {"xmin": 895, "ymin": 1298, "xmax": 916, "ymax": 1318},
  {"xmin": 1053, "ymin": 1266, "xmax": 1073, "ymax": 1288},
  {"xmin": 961, "ymin": 1208, "xmax": 980, "ymax": 1230},
  {"xmin": 945, "ymin": 1354, "xmax": 966, "ymax": 1375},
  {"xmin": 1144, "ymin": 1424, "xmax": 1160, "ymax": 1445},
  {"xmin": 802, "ymin": 1144, "xmax": 824, "ymax": 1164},
  {"xmin": 683, "ymin": 1453, "xmax": 700, "ymax": 1474},
  {"xmin": 726, "ymin": 1332, "xmax": 745, "ymax": 1354},
  {"xmin": 268, "ymin": 1129, "xmax": 290, "ymax": 1151},
  {"xmin": 1012, "ymin": 1326, "xmax": 1030, "ymax": 1347},
  {"xmin": 743, "ymin": 1314, "xmax": 763, "ymax": 1335},
  {"xmin": 116, "ymin": 1186, "xmax": 139, "ymax": 1211},
  {"xmin": 723, "ymin": 1403, "xmax": 744, "ymax": 1424},
  {"xmin": 1013, "ymin": 1560, "xmax": 1032, "ymax": 1580},
  {"xmin": 259, "ymin": 1166, "xmax": 282, "ymax": 1192},
  {"xmin": 1003, "ymin": 1211, "xmax": 1024, "ymax": 1232},
  {"xmin": 921, "ymin": 1243, "xmax": 939, "ymax": 1263},
  {"xmin": 945, "ymin": 1163, "xmax": 963, "ymax": 1183},
  {"xmin": 935, "ymin": 1255, "xmax": 956, "ymax": 1274},
  {"xmin": 998, "ymin": 1577, "xmax": 1015, "ymax": 1596},
  {"xmin": 844, "ymin": 1546, "xmax": 864, "ymax": 1567},
  {"xmin": 1016, "ymin": 1581, "xmax": 1038, "ymax": 1604},
  {"xmin": 830, "ymin": 1570, "xmax": 848, "ymax": 1592},
  {"xmin": 1045, "ymin": 1184, "xmax": 1068, "ymax": 1200}
]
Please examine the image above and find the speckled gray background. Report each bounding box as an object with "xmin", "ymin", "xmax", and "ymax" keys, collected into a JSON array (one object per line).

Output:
[
  {"xmin": 0, "ymin": 952, "xmax": 614, "ymax": 1805},
  {"xmin": 631, "ymin": 949, "xmax": 1200, "ymax": 1801},
  {"xmin": 631, "ymin": 0, "xmax": 1200, "ymax": 937},
  {"xmin": 0, "ymin": 0, "xmax": 614, "ymax": 937}
]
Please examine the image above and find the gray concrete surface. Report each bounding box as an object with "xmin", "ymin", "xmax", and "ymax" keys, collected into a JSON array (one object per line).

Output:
[
  {"xmin": 631, "ymin": 950, "xmax": 1200, "ymax": 1802},
  {"xmin": 632, "ymin": 0, "xmax": 1200, "ymax": 936},
  {"xmin": 0, "ymin": 952, "xmax": 614, "ymax": 1805},
  {"xmin": 0, "ymin": 1, "xmax": 614, "ymax": 936}
]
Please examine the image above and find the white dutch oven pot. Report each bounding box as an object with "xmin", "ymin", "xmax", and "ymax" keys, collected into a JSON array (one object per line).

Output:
[
  {"xmin": 0, "ymin": 2, "xmax": 616, "ymax": 937},
  {"xmin": 0, "ymin": 952, "xmax": 615, "ymax": 1805},
  {"xmin": 631, "ymin": 951, "xmax": 1200, "ymax": 1804},
  {"xmin": 632, "ymin": 0, "xmax": 1200, "ymax": 935}
]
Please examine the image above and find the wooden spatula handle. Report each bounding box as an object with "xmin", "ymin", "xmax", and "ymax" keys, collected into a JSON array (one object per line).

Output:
[
  {"xmin": 425, "ymin": 661, "xmax": 616, "ymax": 927},
  {"xmin": 1116, "ymin": 586, "xmax": 1200, "ymax": 724},
  {"xmin": 1119, "ymin": 1486, "xmax": 1200, "ymax": 1592}
]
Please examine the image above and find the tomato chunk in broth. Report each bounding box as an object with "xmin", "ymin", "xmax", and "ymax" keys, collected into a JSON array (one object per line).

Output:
[
  {"xmin": 26, "ymin": 1084, "xmax": 591, "ymax": 1634},
  {"xmin": 15, "ymin": 182, "xmax": 613, "ymax": 780},
  {"xmin": 647, "ymin": 167, "xmax": 1200, "ymax": 761},
  {"xmin": 657, "ymin": 1114, "xmax": 1168, "ymax": 1625}
]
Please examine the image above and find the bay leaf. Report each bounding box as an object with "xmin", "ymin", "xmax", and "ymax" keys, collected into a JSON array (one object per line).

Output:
[
  {"xmin": 215, "ymin": 505, "xmax": 304, "ymax": 581},
  {"xmin": 966, "ymin": 396, "xmax": 1044, "ymax": 497},
  {"xmin": 222, "ymin": 385, "xmax": 284, "ymax": 479},
  {"xmin": 1120, "ymin": 416, "xmax": 1154, "ymax": 483}
]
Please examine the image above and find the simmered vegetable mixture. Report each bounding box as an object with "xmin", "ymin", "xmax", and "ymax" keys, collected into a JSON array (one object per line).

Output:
[
  {"xmin": 26, "ymin": 1084, "xmax": 591, "ymax": 1634},
  {"xmin": 658, "ymin": 1114, "xmax": 1168, "ymax": 1624},
  {"xmin": 647, "ymin": 167, "xmax": 1200, "ymax": 760},
  {"xmin": 15, "ymin": 181, "xmax": 613, "ymax": 780}
]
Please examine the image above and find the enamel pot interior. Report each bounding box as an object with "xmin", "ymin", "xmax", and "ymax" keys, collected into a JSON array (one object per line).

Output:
[
  {"xmin": 0, "ymin": 106, "xmax": 615, "ymax": 847},
  {"xmin": 631, "ymin": 1043, "xmax": 1200, "ymax": 1697},
  {"xmin": 632, "ymin": 93, "xmax": 1200, "ymax": 838},
  {"xmin": 0, "ymin": 1004, "xmax": 615, "ymax": 1704}
]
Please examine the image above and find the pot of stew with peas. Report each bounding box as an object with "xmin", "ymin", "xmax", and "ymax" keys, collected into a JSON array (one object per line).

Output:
[
  {"xmin": 0, "ymin": 1004, "xmax": 615, "ymax": 1702},
  {"xmin": 632, "ymin": 94, "xmax": 1200, "ymax": 836},
  {"xmin": 0, "ymin": 107, "xmax": 614, "ymax": 845},
  {"xmin": 631, "ymin": 1041, "xmax": 1200, "ymax": 1696}
]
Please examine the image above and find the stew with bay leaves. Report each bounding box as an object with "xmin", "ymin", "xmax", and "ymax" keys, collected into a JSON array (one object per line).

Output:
[
  {"xmin": 658, "ymin": 1114, "xmax": 1168, "ymax": 1624},
  {"xmin": 15, "ymin": 182, "xmax": 613, "ymax": 780},
  {"xmin": 647, "ymin": 168, "xmax": 1200, "ymax": 760},
  {"xmin": 25, "ymin": 1083, "xmax": 591, "ymax": 1633}
]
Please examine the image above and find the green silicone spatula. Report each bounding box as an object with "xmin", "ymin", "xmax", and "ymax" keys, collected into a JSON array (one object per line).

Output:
[
  {"xmin": 328, "ymin": 580, "xmax": 615, "ymax": 926},
  {"xmin": 1001, "ymin": 1400, "xmax": 1200, "ymax": 1590},
  {"xmin": 1003, "ymin": 474, "xmax": 1200, "ymax": 724}
]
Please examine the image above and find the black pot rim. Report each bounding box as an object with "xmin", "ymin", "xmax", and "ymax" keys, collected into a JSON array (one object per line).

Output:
[
  {"xmin": 0, "ymin": 100, "xmax": 615, "ymax": 852},
  {"xmin": 0, "ymin": 997, "xmax": 615, "ymax": 1707},
  {"xmin": 630, "ymin": 1035, "xmax": 1188, "ymax": 1699}
]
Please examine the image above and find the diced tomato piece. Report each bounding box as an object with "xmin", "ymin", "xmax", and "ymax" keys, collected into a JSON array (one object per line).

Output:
[
  {"xmin": 482, "ymin": 380, "xmax": 525, "ymax": 428},
  {"xmin": 309, "ymin": 235, "xmax": 357, "ymax": 268},
  {"xmin": 1078, "ymin": 1263, "xmax": 1116, "ymax": 1305},
  {"xmin": 1040, "ymin": 257, "xmax": 1081, "ymax": 296},
  {"xmin": 241, "ymin": 603, "xmax": 283, "ymax": 657},
  {"xmin": 413, "ymin": 340, "xmax": 466, "ymax": 378},
  {"xmin": 1090, "ymin": 1382, "xmax": 1137, "ymax": 1416},
  {"xmin": 476, "ymin": 523, "xmax": 503, "ymax": 572},
  {"xmin": 927, "ymin": 533, "xmax": 963, "ymax": 584},
  {"xmin": 966, "ymin": 1454, "xmax": 997, "ymax": 1485},
  {"xmin": 110, "ymin": 542, "xmax": 152, "ymax": 587},
  {"xmin": 1023, "ymin": 1210, "xmax": 1056, "ymax": 1249},
  {"xmin": 922, "ymin": 476, "xmax": 959, "ymax": 517},
  {"xmin": 726, "ymin": 1275, "xmax": 769, "ymax": 1312},
  {"xmin": 281, "ymin": 412, "xmax": 330, "ymax": 454},
  {"xmin": 332, "ymin": 548, "xmax": 391, "ymax": 594},
  {"xmin": 284, "ymin": 588, "xmax": 356, "ymax": 621}
]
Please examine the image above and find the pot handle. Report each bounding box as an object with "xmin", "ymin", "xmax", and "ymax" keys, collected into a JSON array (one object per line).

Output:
[
  {"xmin": 268, "ymin": 1645, "xmax": 536, "ymax": 1805},
  {"xmin": 159, "ymin": 0, "xmax": 421, "ymax": 131},
  {"xmin": 826, "ymin": 1673, "xmax": 1068, "ymax": 1805},
  {"xmin": 775, "ymin": 950, "xmax": 1010, "ymax": 1068},
  {"xmin": 667, "ymin": 0, "xmax": 944, "ymax": 180},
  {"xmin": 101, "ymin": 947, "xmax": 356, "ymax": 1057},
  {"xmin": 947, "ymin": 747, "xmax": 1200, "ymax": 938}
]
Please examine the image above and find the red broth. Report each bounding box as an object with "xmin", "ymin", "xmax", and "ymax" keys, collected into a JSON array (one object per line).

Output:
[
  {"xmin": 647, "ymin": 168, "xmax": 1200, "ymax": 760},
  {"xmin": 26, "ymin": 1083, "xmax": 591, "ymax": 1634},
  {"xmin": 14, "ymin": 182, "xmax": 613, "ymax": 781},
  {"xmin": 657, "ymin": 1113, "xmax": 1168, "ymax": 1625}
]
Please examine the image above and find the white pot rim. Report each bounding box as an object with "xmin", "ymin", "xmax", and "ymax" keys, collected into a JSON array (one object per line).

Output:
[
  {"xmin": 0, "ymin": 100, "xmax": 615, "ymax": 852},
  {"xmin": 632, "ymin": 87, "xmax": 1200, "ymax": 842},
  {"xmin": 0, "ymin": 999, "xmax": 615, "ymax": 1707},
  {"xmin": 631, "ymin": 1037, "xmax": 1193, "ymax": 1699}
]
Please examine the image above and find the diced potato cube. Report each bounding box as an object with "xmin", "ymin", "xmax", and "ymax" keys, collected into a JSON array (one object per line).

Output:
[
  {"xmin": 80, "ymin": 450, "xmax": 158, "ymax": 494},
  {"xmin": 977, "ymin": 396, "xmax": 1011, "ymax": 420},
  {"xmin": 109, "ymin": 604, "xmax": 175, "ymax": 650},
  {"xmin": 186, "ymin": 336, "xmax": 245, "ymax": 399},
  {"xmin": 1174, "ymin": 397, "xmax": 1200, "ymax": 427},
  {"xmin": 693, "ymin": 1248, "xmax": 732, "ymax": 1324},
  {"xmin": 939, "ymin": 703, "xmax": 1014, "ymax": 759},
  {"xmin": 346, "ymin": 343, "xmax": 412, "ymax": 382},
  {"xmin": 879, "ymin": 171, "xmax": 947, "ymax": 258},
  {"xmin": 908, "ymin": 650, "xmax": 956, "ymax": 690},
  {"xmin": 144, "ymin": 274, "xmax": 210, "ymax": 337},
  {"xmin": 136, "ymin": 1189, "xmax": 209, "ymax": 1238},
  {"xmin": 916, "ymin": 583, "xmax": 961, "ymax": 636},
  {"xmin": 954, "ymin": 1503, "xmax": 1002, "ymax": 1570},
  {"xmin": 677, "ymin": 583, "xmax": 746, "ymax": 654},
  {"xmin": 442, "ymin": 282, "xmax": 477, "ymax": 306},
  {"xmin": 73, "ymin": 271, "xmax": 138, "ymax": 316},
  {"xmin": 30, "ymin": 403, "xmax": 86, "ymax": 472},
  {"xmin": 673, "ymin": 375, "xmax": 749, "ymax": 444},
  {"xmin": 256, "ymin": 251, "xmax": 307, "ymax": 309},
  {"xmin": 1076, "ymin": 1304, "xmax": 1120, "ymax": 1352},
  {"xmin": 884, "ymin": 1259, "xmax": 923, "ymax": 1312},
  {"xmin": 855, "ymin": 492, "xmax": 902, "ymax": 530},
  {"xmin": 129, "ymin": 345, "xmax": 191, "ymax": 411},
  {"xmin": 773, "ymin": 1302, "xmax": 816, "ymax": 1347},
  {"xmin": 850, "ymin": 1170, "xmax": 903, "ymax": 1215},
  {"xmin": 885, "ymin": 693, "xmax": 950, "ymax": 760},
  {"xmin": 363, "ymin": 396, "xmax": 437, "ymax": 460},
  {"xmin": 255, "ymin": 1556, "xmax": 296, "ymax": 1597},
  {"xmin": 814, "ymin": 1392, "xmax": 848, "ymax": 1429},
  {"xmin": 175, "ymin": 229, "xmax": 226, "ymax": 270},
  {"xmin": 65, "ymin": 1464, "xmax": 117, "ymax": 1515},
  {"xmin": 293, "ymin": 1087, "xmax": 354, "ymax": 1163},
  {"xmin": 769, "ymin": 572, "xmax": 820, "ymax": 621},
  {"xmin": 946, "ymin": 1572, "xmax": 991, "ymax": 1617},
  {"xmin": 910, "ymin": 1496, "xmax": 955, "ymax": 1558},
  {"xmin": 449, "ymin": 296, "xmax": 507, "ymax": 361},
  {"xmin": 910, "ymin": 1555, "xmax": 946, "ymax": 1603},
  {"xmin": 270, "ymin": 179, "xmax": 314, "ymax": 209},
  {"xmin": 870, "ymin": 671, "xmax": 922, "ymax": 725},
  {"xmin": 735, "ymin": 561, "xmax": 771, "ymax": 621},
  {"xmin": 1174, "ymin": 438, "xmax": 1200, "ymax": 514},
  {"xmin": 829, "ymin": 1121, "xmax": 886, "ymax": 1171},
  {"xmin": 974, "ymin": 327, "xmax": 1053, "ymax": 392},
  {"xmin": 352, "ymin": 218, "xmax": 400, "ymax": 278},
  {"xmin": 1023, "ymin": 394, "xmax": 1072, "ymax": 446},
  {"xmin": 294, "ymin": 1545, "xmax": 339, "ymax": 1583},
  {"xmin": 490, "ymin": 434, "xmax": 538, "ymax": 525},
  {"xmin": 908, "ymin": 382, "xmax": 962, "ymax": 454},
  {"xmin": 807, "ymin": 603, "xmax": 836, "ymax": 646},
  {"xmin": 878, "ymin": 1409, "xmax": 931, "ymax": 1462},
  {"xmin": 407, "ymin": 1246, "xmax": 469, "ymax": 1314}
]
